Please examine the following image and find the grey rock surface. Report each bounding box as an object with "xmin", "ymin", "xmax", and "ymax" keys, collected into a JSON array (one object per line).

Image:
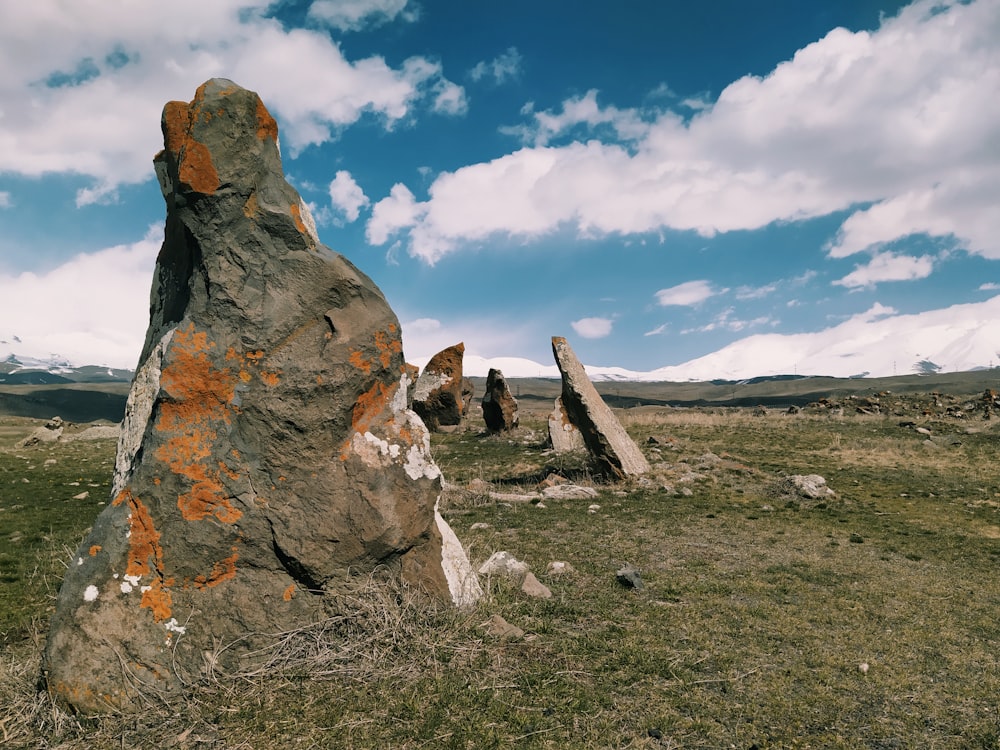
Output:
[
  {"xmin": 412, "ymin": 343, "xmax": 466, "ymax": 430},
  {"xmin": 42, "ymin": 79, "xmax": 479, "ymax": 715}
]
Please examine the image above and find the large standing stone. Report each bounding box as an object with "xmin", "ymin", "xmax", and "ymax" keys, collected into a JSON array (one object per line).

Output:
[
  {"xmin": 42, "ymin": 79, "xmax": 480, "ymax": 715},
  {"xmin": 481, "ymin": 368, "xmax": 519, "ymax": 432},
  {"xmin": 547, "ymin": 396, "xmax": 585, "ymax": 453},
  {"xmin": 551, "ymin": 337, "xmax": 650, "ymax": 479},
  {"xmin": 412, "ymin": 343, "xmax": 466, "ymax": 431}
]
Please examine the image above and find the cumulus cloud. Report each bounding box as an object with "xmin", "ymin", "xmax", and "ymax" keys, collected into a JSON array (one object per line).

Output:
[
  {"xmin": 833, "ymin": 251, "xmax": 935, "ymax": 288},
  {"xmin": 0, "ymin": 1, "xmax": 462, "ymax": 196},
  {"xmin": 469, "ymin": 47, "xmax": 523, "ymax": 84},
  {"xmin": 328, "ymin": 170, "xmax": 369, "ymax": 223},
  {"xmin": 655, "ymin": 280, "xmax": 718, "ymax": 306},
  {"xmin": 366, "ymin": 0, "xmax": 1000, "ymax": 268},
  {"xmin": 307, "ymin": 0, "xmax": 416, "ymax": 31},
  {"xmin": 0, "ymin": 225, "xmax": 162, "ymax": 368},
  {"xmin": 571, "ymin": 317, "xmax": 613, "ymax": 339}
]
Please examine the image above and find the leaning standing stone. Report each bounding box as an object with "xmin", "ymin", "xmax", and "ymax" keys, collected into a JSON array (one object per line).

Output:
[
  {"xmin": 482, "ymin": 368, "xmax": 519, "ymax": 432},
  {"xmin": 551, "ymin": 337, "xmax": 650, "ymax": 479}
]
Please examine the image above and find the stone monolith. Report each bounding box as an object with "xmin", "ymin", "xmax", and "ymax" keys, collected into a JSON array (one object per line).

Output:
[
  {"xmin": 43, "ymin": 79, "xmax": 480, "ymax": 715},
  {"xmin": 481, "ymin": 368, "xmax": 519, "ymax": 432},
  {"xmin": 551, "ymin": 337, "xmax": 650, "ymax": 479},
  {"xmin": 412, "ymin": 343, "xmax": 466, "ymax": 430}
]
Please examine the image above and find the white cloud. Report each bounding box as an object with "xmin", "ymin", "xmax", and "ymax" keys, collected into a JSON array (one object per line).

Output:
[
  {"xmin": 0, "ymin": 1, "xmax": 461, "ymax": 189},
  {"xmin": 644, "ymin": 323, "xmax": 669, "ymax": 337},
  {"xmin": 0, "ymin": 191, "xmax": 10, "ymax": 208},
  {"xmin": 307, "ymin": 0, "xmax": 416, "ymax": 31},
  {"xmin": 655, "ymin": 280, "xmax": 718, "ymax": 306},
  {"xmin": 367, "ymin": 0, "xmax": 1000, "ymax": 267},
  {"xmin": 980, "ymin": 282, "xmax": 1000, "ymax": 291},
  {"xmin": 571, "ymin": 317, "xmax": 613, "ymax": 339},
  {"xmin": 328, "ymin": 170, "xmax": 370, "ymax": 223},
  {"xmin": 682, "ymin": 307, "xmax": 775, "ymax": 334},
  {"xmin": 469, "ymin": 47, "xmax": 523, "ymax": 84},
  {"xmin": 367, "ymin": 183, "xmax": 426, "ymax": 246},
  {"xmin": 432, "ymin": 79, "xmax": 468, "ymax": 116},
  {"xmin": 0, "ymin": 225, "xmax": 162, "ymax": 368},
  {"xmin": 833, "ymin": 251, "xmax": 934, "ymax": 288}
]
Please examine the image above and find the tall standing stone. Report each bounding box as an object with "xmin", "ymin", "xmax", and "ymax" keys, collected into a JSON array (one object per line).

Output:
[
  {"xmin": 42, "ymin": 79, "xmax": 480, "ymax": 715},
  {"xmin": 481, "ymin": 368, "xmax": 519, "ymax": 432},
  {"xmin": 412, "ymin": 342, "xmax": 466, "ymax": 431},
  {"xmin": 551, "ymin": 337, "xmax": 650, "ymax": 479}
]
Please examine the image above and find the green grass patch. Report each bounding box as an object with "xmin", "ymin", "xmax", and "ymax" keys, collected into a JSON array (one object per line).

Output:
[{"xmin": 4, "ymin": 406, "xmax": 1000, "ymax": 748}]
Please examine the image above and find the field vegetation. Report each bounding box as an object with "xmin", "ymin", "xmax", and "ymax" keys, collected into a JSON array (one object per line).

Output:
[{"xmin": 2, "ymin": 380, "xmax": 1000, "ymax": 748}]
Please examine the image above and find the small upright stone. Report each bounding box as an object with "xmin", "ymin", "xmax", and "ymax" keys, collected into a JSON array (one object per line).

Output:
[
  {"xmin": 482, "ymin": 368, "xmax": 519, "ymax": 432},
  {"xmin": 551, "ymin": 337, "xmax": 650, "ymax": 479},
  {"xmin": 413, "ymin": 343, "xmax": 466, "ymax": 431}
]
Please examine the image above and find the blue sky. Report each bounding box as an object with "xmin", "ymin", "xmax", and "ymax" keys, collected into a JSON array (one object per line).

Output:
[{"xmin": 1, "ymin": 0, "xmax": 999, "ymax": 378}]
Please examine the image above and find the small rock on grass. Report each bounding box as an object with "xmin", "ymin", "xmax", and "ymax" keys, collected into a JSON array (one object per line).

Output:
[
  {"xmin": 520, "ymin": 572, "xmax": 552, "ymax": 599},
  {"xmin": 483, "ymin": 614, "xmax": 524, "ymax": 640},
  {"xmin": 616, "ymin": 563, "xmax": 644, "ymax": 590}
]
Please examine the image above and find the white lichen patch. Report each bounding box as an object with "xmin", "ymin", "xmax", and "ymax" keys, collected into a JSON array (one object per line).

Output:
[
  {"xmin": 119, "ymin": 574, "xmax": 141, "ymax": 595},
  {"xmin": 164, "ymin": 618, "xmax": 186, "ymax": 635},
  {"xmin": 412, "ymin": 371, "xmax": 451, "ymax": 403},
  {"xmin": 76, "ymin": 557, "xmax": 84, "ymax": 566},
  {"xmin": 83, "ymin": 585, "xmax": 99, "ymax": 602},
  {"xmin": 404, "ymin": 444, "xmax": 441, "ymax": 481},
  {"xmin": 297, "ymin": 197, "xmax": 321, "ymax": 246},
  {"xmin": 113, "ymin": 328, "xmax": 174, "ymax": 497}
]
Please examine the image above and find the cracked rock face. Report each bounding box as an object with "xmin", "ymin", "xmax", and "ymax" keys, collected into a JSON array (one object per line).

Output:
[
  {"xmin": 412, "ymin": 342, "xmax": 466, "ymax": 431},
  {"xmin": 43, "ymin": 79, "xmax": 479, "ymax": 715}
]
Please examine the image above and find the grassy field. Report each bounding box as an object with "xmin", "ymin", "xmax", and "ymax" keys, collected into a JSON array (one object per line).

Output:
[{"xmin": 3, "ymin": 392, "xmax": 1000, "ymax": 748}]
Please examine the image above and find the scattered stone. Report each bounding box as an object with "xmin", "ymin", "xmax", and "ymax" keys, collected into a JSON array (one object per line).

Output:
[
  {"xmin": 478, "ymin": 551, "xmax": 530, "ymax": 580},
  {"xmin": 915, "ymin": 426, "xmax": 932, "ymax": 436},
  {"xmin": 64, "ymin": 424, "xmax": 121, "ymax": 442},
  {"xmin": 587, "ymin": 504, "xmax": 601, "ymax": 514},
  {"xmin": 849, "ymin": 533, "xmax": 865, "ymax": 544},
  {"xmin": 541, "ymin": 484, "xmax": 599, "ymax": 500},
  {"xmin": 545, "ymin": 561, "xmax": 575, "ymax": 576},
  {"xmin": 771, "ymin": 474, "xmax": 836, "ymax": 501},
  {"xmin": 44, "ymin": 459, "xmax": 57, "ymax": 466},
  {"xmin": 520, "ymin": 572, "xmax": 552, "ymax": 598},
  {"xmin": 470, "ymin": 522, "xmax": 491, "ymax": 531},
  {"xmin": 43, "ymin": 79, "xmax": 480, "ymax": 716},
  {"xmin": 412, "ymin": 343, "xmax": 466, "ymax": 431},
  {"xmin": 537, "ymin": 472, "xmax": 568, "ymax": 489},
  {"xmin": 481, "ymin": 368, "xmax": 519, "ymax": 432},
  {"xmin": 72, "ymin": 492, "xmax": 90, "ymax": 501},
  {"xmin": 547, "ymin": 396, "xmax": 585, "ymax": 453},
  {"xmin": 858, "ymin": 661, "xmax": 870, "ymax": 675},
  {"xmin": 616, "ymin": 563, "xmax": 644, "ymax": 590},
  {"xmin": 16, "ymin": 419, "xmax": 64, "ymax": 448},
  {"xmin": 483, "ymin": 614, "xmax": 524, "ymax": 640},
  {"xmin": 551, "ymin": 337, "xmax": 650, "ymax": 479}
]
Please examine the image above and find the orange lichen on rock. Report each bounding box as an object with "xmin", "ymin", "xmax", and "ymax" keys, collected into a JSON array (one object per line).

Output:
[
  {"xmin": 259, "ymin": 370, "xmax": 281, "ymax": 387},
  {"xmin": 89, "ymin": 545, "xmax": 102, "ymax": 557},
  {"xmin": 349, "ymin": 350, "xmax": 371, "ymax": 374},
  {"xmin": 256, "ymin": 97, "xmax": 278, "ymax": 141},
  {"xmin": 113, "ymin": 488, "xmax": 165, "ymax": 579},
  {"xmin": 140, "ymin": 578, "xmax": 173, "ymax": 623},
  {"xmin": 193, "ymin": 551, "xmax": 238, "ymax": 589},
  {"xmin": 352, "ymin": 381, "xmax": 394, "ymax": 434},
  {"xmin": 113, "ymin": 488, "xmax": 174, "ymax": 622},
  {"xmin": 282, "ymin": 584, "xmax": 296, "ymax": 601},
  {"xmin": 161, "ymin": 91, "xmax": 220, "ymax": 196},
  {"xmin": 155, "ymin": 323, "xmax": 242, "ymax": 524},
  {"xmin": 290, "ymin": 202, "xmax": 307, "ymax": 234},
  {"xmin": 374, "ymin": 329, "xmax": 402, "ymax": 369}
]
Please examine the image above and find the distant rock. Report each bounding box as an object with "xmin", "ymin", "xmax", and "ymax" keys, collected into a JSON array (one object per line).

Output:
[
  {"xmin": 551, "ymin": 337, "xmax": 650, "ymax": 479},
  {"xmin": 412, "ymin": 343, "xmax": 466, "ymax": 431},
  {"xmin": 547, "ymin": 396, "xmax": 585, "ymax": 453},
  {"xmin": 15, "ymin": 417, "xmax": 64, "ymax": 447},
  {"xmin": 43, "ymin": 79, "xmax": 479, "ymax": 716},
  {"xmin": 481, "ymin": 368, "xmax": 519, "ymax": 432},
  {"xmin": 520, "ymin": 571, "xmax": 552, "ymax": 599},
  {"xmin": 478, "ymin": 551, "xmax": 530, "ymax": 580}
]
